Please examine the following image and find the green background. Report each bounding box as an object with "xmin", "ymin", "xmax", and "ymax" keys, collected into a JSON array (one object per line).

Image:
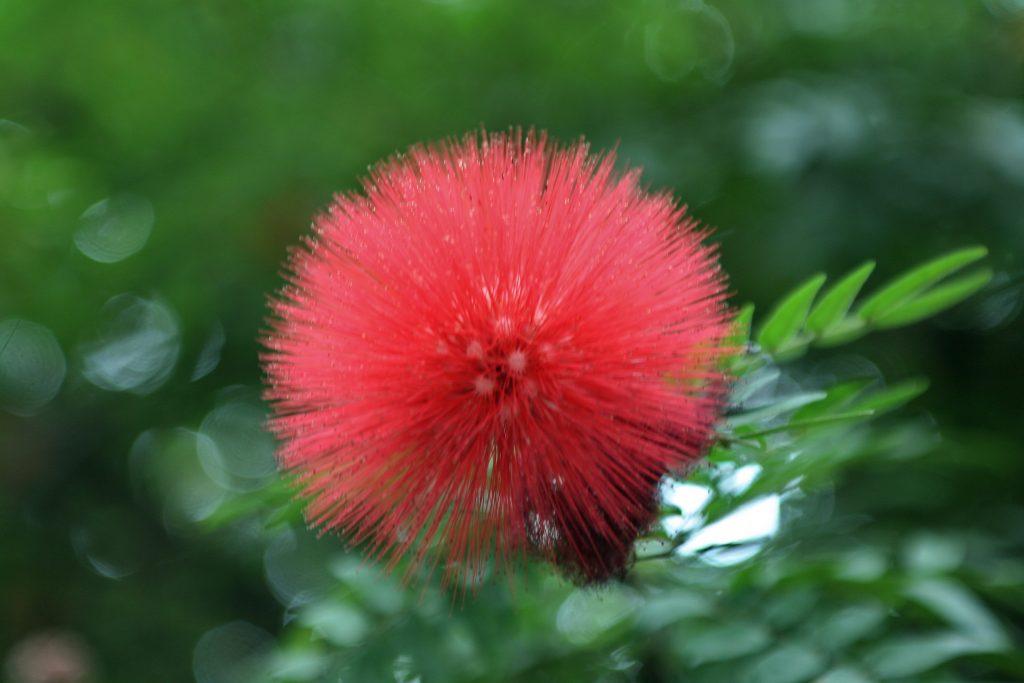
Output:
[{"xmin": 1, "ymin": 1, "xmax": 1022, "ymax": 681}]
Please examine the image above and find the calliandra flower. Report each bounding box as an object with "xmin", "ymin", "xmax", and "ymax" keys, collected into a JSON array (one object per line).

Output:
[{"xmin": 262, "ymin": 130, "xmax": 733, "ymax": 588}]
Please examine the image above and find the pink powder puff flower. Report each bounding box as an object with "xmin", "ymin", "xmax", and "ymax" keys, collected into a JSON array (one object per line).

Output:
[{"xmin": 262, "ymin": 130, "xmax": 733, "ymax": 587}]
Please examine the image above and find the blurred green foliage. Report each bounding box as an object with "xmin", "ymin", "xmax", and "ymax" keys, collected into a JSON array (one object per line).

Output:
[{"xmin": 1, "ymin": 1, "xmax": 1022, "ymax": 682}]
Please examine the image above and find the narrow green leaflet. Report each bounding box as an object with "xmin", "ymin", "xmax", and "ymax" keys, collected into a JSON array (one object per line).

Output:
[
  {"xmin": 864, "ymin": 633, "xmax": 990, "ymax": 679},
  {"xmin": 872, "ymin": 269, "xmax": 993, "ymax": 328},
  {"xmin": 730, "ymin": 366, "xmax": 781, "ymax": 405},
  {"xmin": 736, "ymin": 410, "xmax": 875, "ymax": 439},
  {"xmin": 849, "ymin": 377, "xmax": 929, "ymax": 414},
  {"xmin": 814, "ymin": 317, "xmax": 868, "ymax": 347},
  {"xmin": 816, "ymin": 666, "xmax": 874, "ymax": 683},
  {"xmin": 747, "ymin": 246, "xmax": 990, "ymax": 362},
  {"xmin": 806, "ymin": 261, "xmax": 875, "ymax": 335},
  {"xmin": 727, "ymin": 391, "xmax": 827, "ymax": 429},
  {"xmin": 201, "ymin": 475, "xmax": 299, "ymax": 530},
  {"xmin": 731, "ymin": 303, "xmax": 755, "ymax": 346},
  {"xmin": 791, "ymin": 378, "xmax": 876, "ymax": 422},
  {"xmin": 857, "ymin": 246, "xmax": 988, "ymax": 321},
  {"xmin": 756, "ymin": 274, "xmax": 826, "ymax": 356},
  {"xmin": 674, "ymin": 620, "xmax": 772, "ymax": 665},
  {"xmin": 727, "ymin": 304, "xmax": 765, "ymax": 374},
  {"xmin": 905, "ymin": 578, "xmax": 1009, "ymax": 649}
]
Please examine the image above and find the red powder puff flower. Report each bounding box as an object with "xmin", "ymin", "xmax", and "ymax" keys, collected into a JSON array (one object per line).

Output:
[{"xmin": 263, "ymin": 130, "xmax": 733, "ymax": 587}]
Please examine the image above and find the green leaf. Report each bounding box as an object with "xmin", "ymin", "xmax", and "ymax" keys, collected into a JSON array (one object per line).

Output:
[
  {"xmin": 556, "ymin": 586, "xmax": 641, "ymax": 645},
  {"xmin": 264, "ymin": 497, "xmax": 307, "ymax": 530},
  {"xmin": 815, "ymin": 667, "xmax": 874, "ymax": 683},
  {"xmin": 727, "ymin": 391, "xmax": 827, "ymax": 428},
  {"xmin": 745, "ymin": 643, "xmax": 828, "ymax": 683},
  {"xmin": 792, "ymin": 378, "xmax": 875, "ymax": 421},
  {"xmin": 905, "ymin": 578, "xmax": 1009, "ymax": 649},
  {"xmin": 806, "ymin": 261, "xmax": 875, "ymax": 334},
  {"xmin": 732, "ymin": 303, "xmax": 755, "ymax": 346},
  {"xmin": 812, "ymin": 603, "xmax": 888, "ymax": 651},
  {"xmin": 851, "ymin": 377, "xmax": 929, "ymax": 414},
  {"xmin": 726, "ymin": 304, "xmax": 764, "ymax": 374},
  {"xmin": 730, "ymin": 366, "xmax": 781, "ymax": 405},
  {"xmin": 757, "ymin": 273, "xmax": 827, "ymax": 355},
  {"xmin": 737, "ymin": 410, "xmax": 875, "ymax": 439},
  {"xmin": 872, "ymin": 268, "xmax": 993, "ymax": 328},
  {"xmin": 673, "ymin": 620, "xmax": 772, "ymax": 665},
  {"xmin": 301, "ymin": 600, "xmax": 370, "ymax": 646},
  {"xmin": 857, "ymin": 246, "xmax": 988, "ymax": 321},
  {"xmin": 814, "ymin": 317, "xmax": 868, "ymax": 347},
  {"xmin": 200, "ymin": 476, "xmax": 297, "ymax": 530},
  {"xmin": 865, "ymin": 632, "xmax": 991, "ymax": 678},
  {"xmin": 269, "ymin": 651, "xmax": 331, "ymax": 682},
  {"xmin": 636, "ymin": 591, "xmax": 715, "ymax": 631}
]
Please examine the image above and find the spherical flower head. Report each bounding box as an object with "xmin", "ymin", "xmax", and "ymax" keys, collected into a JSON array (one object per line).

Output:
[{"xmin": 263, "ymin": 130, "xmax": 734, "ymax": 587}]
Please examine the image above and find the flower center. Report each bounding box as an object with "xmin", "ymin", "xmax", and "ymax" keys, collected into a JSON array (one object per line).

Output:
[{"xmin": 469, "ymin": 341, "xmax": 530, "ymax": 399}]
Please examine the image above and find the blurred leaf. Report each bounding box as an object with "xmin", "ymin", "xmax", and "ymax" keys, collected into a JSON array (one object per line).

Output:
[
  {"xmin": 761, "ymin": 588, "xmax": 819, "ymax": 629},
  {"xmin": 264, "ymin": 497, "xmax": 308, "ymax": 531},
  {"xmin": 556, "ymin": 586, "xmax": 640, "ymax": 645},
  {"xmin": 201, "ymin": 476, "xmax": 297, "ymax": 530},
  {"xmin": 834, "ymin": 549, "xmax": 889, "ymax": 583},
  {"xmin": 300, "ymin": 600, "xmax": 370, "ymax": 647},
  {"xmin": 792, "ymin": 379, "xmax": 875, "ymax": 421},
  {"xmin": 850, "ymin": 378, "xmax": 929, "ymax": 414},
  {"xmin": 816, "ymin": 667, "xmax": 875, "ymax": 683},
  {"xmin": 872, "ymin": 268, "xmax": 993, "ymax": 328},
  {"xmin": 744, "ymin": 642, "xmax": 828, "ymax": 683},
  {"xmin": 756, "ymin": 273, "xmax": 826, "ymax": 357},
  {"xmin": 730, "ymin": 365, "xmax": 781, "ymax": 406},
  {"xmin": 636, "ymin": 590, "xmax": 714, "ymax": 631},
  {"xmin": 902, "ymin": 533, "xmax": 966, "ymax": 575},
  {"xmin": 905, "ymin": 578, "xmax": 1009, "ymax": 649},
  {"xmin": 806, "ymin": 261, "xmax": 876, "ymax": 334},
  {"xmin": 864, "ymin": 632, "xmax": 989, "ymax": 679},
  {"xmin": 811, "ymin": 603, "xmax": 887, "ymax": 651},
  {"xmin": 727, "ymin": 391, "xmax": 826, "ymax": 429},
  {"xmin": 673, "ymin": 620, "xmax": 771, "ymax": 666},
  {"xmin": 814, "ymin": 317, "xmax": 870, "ymax": 347},
  {"xmin": 739, "ymin": 410, "xmax": 875, "ymax": 439},
  {"xmin": 727, "ymin": 304, "xmax": 766, "ymax": 375},
  {"xmin": 731, "ymin": 303, "xmax": 755, "ymax": 347},
  {"xmin": 857, "ymin": 246, "xmax": 988, "ymax": 321},
  {"xmin": 268, "ymin": 650, "xmax": 331, "ymax": 681}
]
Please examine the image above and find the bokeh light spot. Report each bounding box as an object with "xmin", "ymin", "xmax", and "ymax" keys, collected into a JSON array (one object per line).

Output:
[
  {"xmin": 0, "ymin": 319, "xmax": 66, "ymax": 416},
  {"xmin": 198, "ymin": 396, "xmax": 277, "ymax": 491},
  {"xmin": 80, "ymin": 295, "xmax": 180, "ymax": 395},
  {"xmin": 263, "ymin": 527, "xmax": 337, "ymax": 607},
  {"xmin": 300, "ymin": 599, "xmax": 369, "ymax": 647},
  {"xmin": 4, "ymin": 630, "xmax": 95, "ymax": 683},
  {"xmin": 193, "ymin": 622, "xmax": 273, "ymax": 683},
  {"xmin": 130, "ymin": 429, "xmax": 225, "ymax": 530},
  {"xmin": 191, "ymin": 321, "xmax": 226, "ymax": 381},
  {"xmin": 70, "ymin": 506, "xmax": 147, "ymax": 580},
  {"xmin": 74, "ymin": 195, "xmax": 154, "ymax": 263},
  {"xmin": 556, "ymin": 586, "xmax": 642, "ymax": 645}
]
